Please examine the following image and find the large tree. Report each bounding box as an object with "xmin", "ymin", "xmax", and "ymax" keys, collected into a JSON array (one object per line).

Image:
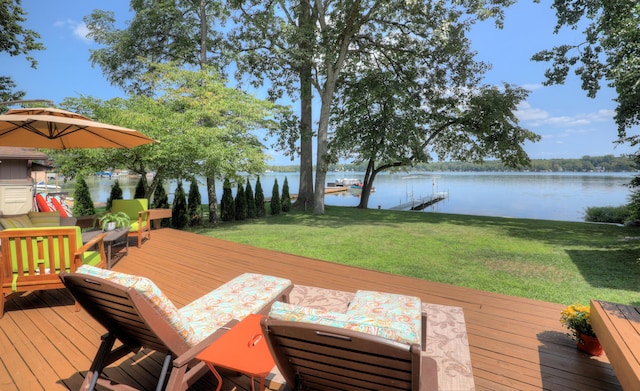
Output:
[
  {"xmin": 52, "ymin": 65, "xmax": 281, "ymax": 223},
  {"xmin": 229, "ymin": 0, "xmax": 519, "ymax": 214},
  {"xmin": 85, "ymin": 2, "xmax": 289, "ymax": 222},
  {"xmin": 0, "ymin": 0, "xmax": 44, "ymax": 104},
  {"xmin": 331, "ymin": 69, "xmax": 539, "ymax": 208},
  {"xmin": 532, "ymin": 0, "xmax": 640, "ymax": 142},
  {"xmin": 85, "ymin": 0, "xmax": 228, "ymax": 95}
]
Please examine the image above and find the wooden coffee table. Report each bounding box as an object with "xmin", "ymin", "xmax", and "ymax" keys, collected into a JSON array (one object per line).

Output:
[
  {"xmin": 82, "ymin": 227, "xmax": 130, "ymax": 268},
  {"xmin": 196, "ymin": 314, "xmax": 275, "ymax": 391}
]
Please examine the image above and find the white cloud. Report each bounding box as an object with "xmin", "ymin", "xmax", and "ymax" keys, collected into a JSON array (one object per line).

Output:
[
  {"xmin": 521, "ymin": 83, "xmax": 543, "ymax": 91},
  {"xmin": 516, "ymin": 101, "xmax": 614, "ymax": 128},
  {"xmin": 73, "ymin": 23, "xmax": 90, "ymax": 41},
  {"xmin": 54, "ymin": 19, "xmax": 91, "ymax": 43}
]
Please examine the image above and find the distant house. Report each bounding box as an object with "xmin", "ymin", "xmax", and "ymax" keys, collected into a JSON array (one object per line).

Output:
[{"xmin": 0, "ymin": 147, "xmax": 49, "ymax": 215}]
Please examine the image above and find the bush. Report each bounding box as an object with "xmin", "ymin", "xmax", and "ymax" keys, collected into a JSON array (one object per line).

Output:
[
  {"xmin": 106, "ymin": 180, "xmax": 123, "ymax": 211},
  {"xmin": 172, "ymin": 181, "xmax": 188, "ymax": 229},
  {"xmin": 584, "ymin": 206, "xmax": 629, "ymax": 224},
  {"xmin": 246, "ymin": 180, "xmax": 256, "ymax": 219},
  {"xmin": 281, "ymin": 176, "xmax": 291, "ymax": 212},
  {"xmin": 72, "ymin": 177, "xmax": 95, "ymax": 216},
  {"xmin": 134, "ymin": 176, "xmax": 146, "ymax": 199},
  {"xmin": 187, "ymin": 180, "xmax": 202, "ymax": 226},
  {"xmin": 235, "ymin": 182, "xmax": 247, "ymax": 221},
  {"xmin": 151, "ymin": 181, "xmax": 170, "ymax": 227},
  {"xmin": 152, "ymin": 181, "xmax": 169, "ymax": 209},
  {"xmin": 271, "ymin": 179, "xmax": 281, "ymax": 215},
  {"xmin": 626, "ymin": 189, "xmax": 640, "ymax": 221},
  {"xmin": 221, "ymin": 178, "xmax": 235, "ymax": 222},
  {"xmin": 255, "ymin": 177, "xmax": 265, "ymax": 217}
]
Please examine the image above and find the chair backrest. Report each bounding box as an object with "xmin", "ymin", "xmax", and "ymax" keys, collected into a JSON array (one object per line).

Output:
[
  {"xmin": 59, "ymin": 269, "xmax": 192, "ymax": 356},
  {"xmin": 261, "ymin": 317, "xmax": 434, "ymax": 391},
  {"xmin": 1, "ymin": 226, "xmax": 83, "ymax": 282},
  {"xmin": 112, "ymin": 199, "xmax": 148, "ymax": 221}
]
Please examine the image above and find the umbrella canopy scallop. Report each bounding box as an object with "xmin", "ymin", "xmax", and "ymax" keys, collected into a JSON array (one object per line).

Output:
[{"xmin": 0, "ymin": 107, "xmax": 156, "ymax": 149}]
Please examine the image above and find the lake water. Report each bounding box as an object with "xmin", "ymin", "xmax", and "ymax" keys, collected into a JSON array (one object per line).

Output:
[{"xmin": 59, "ymin": 171, "xmax": 635, "ymax": 222}]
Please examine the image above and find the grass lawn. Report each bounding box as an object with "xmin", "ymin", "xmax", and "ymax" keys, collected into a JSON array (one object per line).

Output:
[{"xmin": 189, "ymin": 205, "xmax": 640, "ymax": 306}]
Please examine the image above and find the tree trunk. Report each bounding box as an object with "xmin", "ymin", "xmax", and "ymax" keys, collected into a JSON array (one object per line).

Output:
[
  {"xmin": 294, "ymin": 0, "xmax": 314, "ymax": 211},
  {"xmin": 296, "ymin": 75, "xmax": 314, "ymax": 210},
  {"xmin": 207, "ymin": 176, "xmax": 218, "ymax": 224},
  {"xmin": 313, "ymin": 86, "xmax": 337, "ymax": 214},
  {"xmin": 357, "ymin": 160, "xmax": 377, "ymax": 209}
]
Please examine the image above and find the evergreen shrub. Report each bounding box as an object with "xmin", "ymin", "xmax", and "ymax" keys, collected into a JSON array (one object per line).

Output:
[
  {"xmin": 188, "ymin": 180, "xmax": 202, "ymax": 226},
  {"xmin": 281, "ymin": 176, "xmax": 291, "ymax": 212},
  {"xmin": 221, "ymin": 178, "xmax": 235, "ymax": 222},
  {"xmin": 271, "ymin": 179, "xmax": 281, "ymax": 215},
  {"xmin": 235, "ymin": 182, "xmax": 247, "ymax": 220},
  {"xmin": 106, "ymin": 180, "xmax": 123, "ymax": 211},
  {"xmin": 172, "ymin": 181, "xmax": 188, "ymax": 228},
  {"xmin": 134, "ymin": 177, "xmax": 146, "ymax": 199},
  {"xmin": 246, "ymin": 180, "xmax": 256, "ymax": 218},
  {"xmin": 255, "ymin": 177, "xmax": 265, "ymax": 217},
  {"xmin": 72, "ymin": 177, "xmax": 95, "ymax": 216}
]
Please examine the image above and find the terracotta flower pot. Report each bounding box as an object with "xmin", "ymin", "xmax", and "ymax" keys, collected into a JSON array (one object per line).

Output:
[{"xmin": 577, "ymin": 333, "xmax": 603, "ymax": 356}]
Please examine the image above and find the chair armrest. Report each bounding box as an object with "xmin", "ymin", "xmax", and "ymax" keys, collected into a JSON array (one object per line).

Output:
[
  {"xmin": 74, "ymin": 232, "xmax": 107, "ymax": 268},
  {"xmin": 173, "ymin": 319, "xmax": 239, "ymax": 369},
  {"xmin": 138, "ymin": 210, "xmax": 151, "ymax": 223}
]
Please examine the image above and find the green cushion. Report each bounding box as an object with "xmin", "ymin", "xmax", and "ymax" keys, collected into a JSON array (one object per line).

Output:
[
  {"xmin": 5, "ymin": 226, "xmax": 90, "ymax": 274},
  {"xmin": 129, "ymin": 220, "xmax": 148, "ymax": 233},
  {"xmin": 112, "ymin": 199, "xmax": 148, "ymax": 221}
]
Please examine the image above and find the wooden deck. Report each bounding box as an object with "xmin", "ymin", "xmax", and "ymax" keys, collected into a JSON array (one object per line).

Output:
[{"xmin": 0, "ymin": 228, "xmax": 622, "ymax": 390}]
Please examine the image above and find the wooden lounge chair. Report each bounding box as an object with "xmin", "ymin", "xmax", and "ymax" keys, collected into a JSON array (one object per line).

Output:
[
  {"xmin": 0, "ymin": 226, "xmax": 106, "ymax": 317},
  {"xmin": 260, "ymin": 317, "xmax": 438, "ymax": 391},
  {"xmin": 59, "ymin": 266, "xmax": 292, "ymax": 391},
  {"xmin": 111, "ymin": 199, "xmax": 151, "ymax": 247}
]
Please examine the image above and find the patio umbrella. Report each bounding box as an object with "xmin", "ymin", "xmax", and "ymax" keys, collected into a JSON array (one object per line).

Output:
[{"xmin": 0, "ymin": 107, "xmax": 156, "ymax": 149}]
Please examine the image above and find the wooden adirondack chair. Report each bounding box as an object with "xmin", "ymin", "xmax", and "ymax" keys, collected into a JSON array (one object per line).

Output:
[
  {"xmin": 0, "ymin": 226, "xmax": 106, "ymax": 317},
  {"xmin": 111, "ymin": 198, "xmax": 151, "ymax": 247}
]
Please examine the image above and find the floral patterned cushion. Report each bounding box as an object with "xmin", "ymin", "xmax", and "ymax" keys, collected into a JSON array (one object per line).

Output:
[
  {"xmin": 179, "ymin": 273, "xmax": 292, "ymax": 341},
  {"xmin": 77, "ymin": 266, "xmax": 292, "ymax": 347},
  {"xmin": 269, "ymin": 301, "xmax": 420, "ymax": 345},
  {"xmin": 76, "ymin": 265, "xmax": 197, "ymax": 344},
  {"xmin": 347, "ymin": 290, "xmax": 422, "ymax": 343}
]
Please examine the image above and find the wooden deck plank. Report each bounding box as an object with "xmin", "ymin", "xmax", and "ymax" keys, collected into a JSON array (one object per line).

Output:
[
  {"xmin": 0, "ymin": 228, "xmax": 623, "ymax": 390},
  {"xmin": 591, "ymin": 300, "xmax": 640, "ymax": 391}
]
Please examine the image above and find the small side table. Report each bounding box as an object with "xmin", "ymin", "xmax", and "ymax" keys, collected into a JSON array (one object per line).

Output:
[
  {"xmin": 82, "ymin": 227, "xmax": 130, "ymax": 269},
  {"xmin": 196, "ymin": 314, "xmax": 275, "ymax": 391}
]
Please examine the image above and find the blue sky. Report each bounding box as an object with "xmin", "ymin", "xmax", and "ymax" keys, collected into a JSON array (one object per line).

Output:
[{"xmin": 3, "ymin": 1, "xmax": 638, "ymax": 165}]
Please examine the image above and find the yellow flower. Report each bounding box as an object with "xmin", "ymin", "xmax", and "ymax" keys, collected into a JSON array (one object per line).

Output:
[{"xmin": 560, "ymin": 303, "xmax": 595, "ymax": 341}]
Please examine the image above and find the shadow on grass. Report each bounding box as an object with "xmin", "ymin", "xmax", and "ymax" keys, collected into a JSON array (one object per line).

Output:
[{"xmin": 567, "ymin": 249, "xmax": 640, "ymax": 296}]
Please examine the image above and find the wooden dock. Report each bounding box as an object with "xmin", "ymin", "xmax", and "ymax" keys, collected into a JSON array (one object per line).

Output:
[{"xmin": 391, "ymin": 193, "xmax": 448, "ymax": 210}]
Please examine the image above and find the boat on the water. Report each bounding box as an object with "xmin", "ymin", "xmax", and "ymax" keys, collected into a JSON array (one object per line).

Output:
[
  {"xmin": 35, "ymin": 181, "xmax": 61, "ymax": 191},
  {"xmin": 334, "ymin": 178, "xmax": 361, "ymax": 187}
]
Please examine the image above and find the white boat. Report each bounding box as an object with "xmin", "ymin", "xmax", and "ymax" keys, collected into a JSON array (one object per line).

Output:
[
  {"xmin": 334, "ymin": 178, "xmax": 361, "ymax": 187},
  {"xmin": 35, "ymin": 181, "xmax": 61, "ymax": 191}
]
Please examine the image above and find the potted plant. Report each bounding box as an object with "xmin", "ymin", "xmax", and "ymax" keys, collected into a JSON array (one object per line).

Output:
[
  {"xmin": 97, "ymin": 211, "xmax": 131, "ymax": 231},
  {"xmin": 560, "ymin": 303, "xmax": 603, "ymax": 356}
]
